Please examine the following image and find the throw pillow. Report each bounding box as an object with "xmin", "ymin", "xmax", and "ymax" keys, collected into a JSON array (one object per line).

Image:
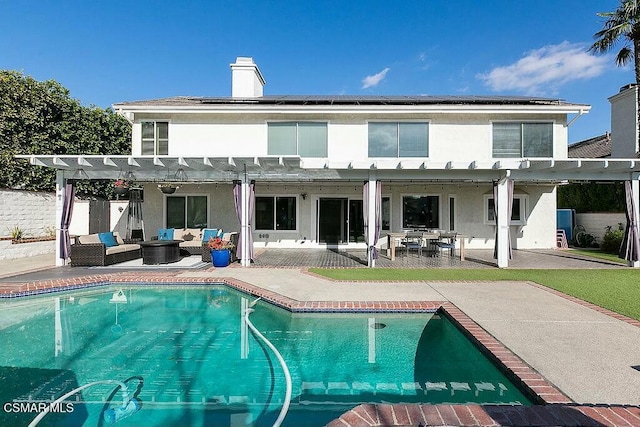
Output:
[
  {"xmin": 202, "ymin": 229, "xmax": 219, "ymax": 242},
  {"xmin": 98, "ymin": 232, "xmax": 119, "ymax": 248},
  {"xmin": 182, "ymin": 232, "xmax": 194, "ymax": 241},
  {"xmin": 158, "ymin": 228, "xmax": 174, "ymax": 240}
]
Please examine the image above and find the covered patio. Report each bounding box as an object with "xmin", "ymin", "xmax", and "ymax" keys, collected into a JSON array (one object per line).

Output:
[
  {"xmin": 249, "ymin": 247, "xmax": 627, "ymax": 269},
  {"xmin": 16, "ymin": 155, "xmax": 640, "ymax": 269}
]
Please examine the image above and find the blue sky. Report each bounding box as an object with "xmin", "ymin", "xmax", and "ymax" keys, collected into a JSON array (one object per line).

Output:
[{"xmin": 0, "ymin": 0, "xmax": 633, "ymax": 143}]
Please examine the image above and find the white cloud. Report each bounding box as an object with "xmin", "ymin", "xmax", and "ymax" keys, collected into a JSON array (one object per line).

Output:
[
  {"xmin": 362, "ymin": 67, "xmax": 390, "ymax": 89},
  {"xmin": 477, "ymin": 41, "xmax": 611, "ymax": 95}
]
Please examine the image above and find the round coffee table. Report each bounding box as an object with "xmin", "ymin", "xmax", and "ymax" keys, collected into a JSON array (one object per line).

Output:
[{"xmin": 139, "ymin": 240, "xmax": 182, "ymax": 265}]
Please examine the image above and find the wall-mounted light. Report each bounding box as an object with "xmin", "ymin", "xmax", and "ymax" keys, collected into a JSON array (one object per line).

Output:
[{"xmin": 301, "ymin": 193, "xmax": 307, "ymax": 200}]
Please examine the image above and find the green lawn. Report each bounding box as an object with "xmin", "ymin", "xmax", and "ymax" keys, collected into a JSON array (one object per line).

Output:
[
  {"xmin": 568, "ymin": 249, "xmax": 627, "ymax": 264},
  {"xmin": 308, "ymin": 268, "xmax": 640, "ymax": 321}
]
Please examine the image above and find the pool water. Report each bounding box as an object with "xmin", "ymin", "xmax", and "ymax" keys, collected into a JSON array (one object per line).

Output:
[{"xmin": 0, "ymin": 285, "xmax": 531, "ymax": 426}]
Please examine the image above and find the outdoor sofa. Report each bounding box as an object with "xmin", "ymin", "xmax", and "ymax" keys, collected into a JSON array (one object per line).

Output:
[
  {"xmin": 70, "ymin": 232, "xmax": 141, "ymax": 266},
  {"xmin": 154, "ymin": 228, "xmax": 239, "ymax": 262}
]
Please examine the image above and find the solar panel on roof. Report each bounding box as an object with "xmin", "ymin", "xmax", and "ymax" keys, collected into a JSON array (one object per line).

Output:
[{"xmin": 116, "ymin": 94, "xmax": 575, "ymax": 107}]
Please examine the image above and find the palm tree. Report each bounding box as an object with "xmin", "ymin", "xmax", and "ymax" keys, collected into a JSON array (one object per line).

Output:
[{"xmin": 590, "ymin": 0, "xmax": 640, "ymax": 155}]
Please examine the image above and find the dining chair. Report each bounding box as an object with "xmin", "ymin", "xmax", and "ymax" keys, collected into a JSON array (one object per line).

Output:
[
  {"xmin": 436, "ymin": 232, "xmax": 457, "ymax": 257},
  {"xmin": 402, "ymin": 232, "xmax": 424, "ymax": 258}
]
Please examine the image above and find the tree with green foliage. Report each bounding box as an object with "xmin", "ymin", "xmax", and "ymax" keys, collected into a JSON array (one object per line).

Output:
[
  {"xmin": 0, "ymin": 70, "xmax": 131, "ymax": 198},
  {"xmin": 590, "ymin": 0, "xmax": 640, "ymax": 156},
  {"xmin": 557, "ymin": 182, "xmax": 626, "ymax": 212}
]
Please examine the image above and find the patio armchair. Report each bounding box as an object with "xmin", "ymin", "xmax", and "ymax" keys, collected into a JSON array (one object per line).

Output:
[{"xmin": 202, "ymin": 232, "xmax": 239, "ymax": 263}]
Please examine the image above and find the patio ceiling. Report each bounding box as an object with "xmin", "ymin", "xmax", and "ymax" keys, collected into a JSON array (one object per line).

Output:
[{"xmin": 15, "ymin": 155, "xmax": 640, "ymax": 183}]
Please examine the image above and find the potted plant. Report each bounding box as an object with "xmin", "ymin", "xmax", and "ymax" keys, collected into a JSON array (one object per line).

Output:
[
  {"xmin": 207, "ymin": 237, "xmax": 235, "ymax": 267},
  {"xmin": 158, "ymin": 183, "xmax": 177, "ymax": 194},
  {"xmin": 113, "ymin": 179, "xmax": 129, "ymax": 196}
]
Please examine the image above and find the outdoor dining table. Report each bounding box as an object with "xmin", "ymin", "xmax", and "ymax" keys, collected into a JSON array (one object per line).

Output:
[{"xmin": 386, "ymin": 231, "xmax": 465, "ymax": 261}]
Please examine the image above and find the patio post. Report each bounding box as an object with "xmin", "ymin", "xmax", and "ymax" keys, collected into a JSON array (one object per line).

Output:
[
  {"xmin": 496, "ymin": 174, "xmax": 510, "ymax": 268},
  {"xmin": 366, "ymin": 175, "xmax": 377, "ymax": 267},
  {"xmin": 241, "ymin": 179, "xmax": 250, "ymax": 267},
  {"xmin": 55, "ymin": 171, "xmax": 65, "ymax": 266}
]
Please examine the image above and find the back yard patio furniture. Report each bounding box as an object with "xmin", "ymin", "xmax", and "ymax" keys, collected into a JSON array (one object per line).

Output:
[
  {"xmin": 70, "ymin": 232, "xmax": 141, "ymax": 266},
  {"xmin": 155, "ymin": 227, "xmax": 225, "ymax": 256},
  {"xmin": 139, "ymin": 239, "xmax": 182, "ymax": 264},
  {"xmin": 202, "ymin": 232, "xmax": 239, "ymax": 263}
]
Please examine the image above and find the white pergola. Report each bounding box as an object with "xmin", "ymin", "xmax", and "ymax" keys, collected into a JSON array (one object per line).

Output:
[{"xmin": 17, "ymin": 155, "xmax": 640, "ymax": 268}]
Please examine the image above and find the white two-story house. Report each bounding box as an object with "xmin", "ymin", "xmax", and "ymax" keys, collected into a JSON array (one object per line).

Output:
[{"xmin": 22, "ymin": 57, "xmax": 640, "ymax": 268}]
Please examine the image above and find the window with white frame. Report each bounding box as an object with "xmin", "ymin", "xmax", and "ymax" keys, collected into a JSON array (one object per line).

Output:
[
  {"xmin": 255, "ymin": 196, "xmax": 297, "ymax": 230},
  {"xmin": 368, "ymin": 122, "xmax": 429, "ymax": 157},
  {"xmin": 267, "ymin": 122, "xmax": 328, "ymax": 157},
  {"xmin": 402, "ymin": 195, "xmax": 439, "ymax": 229},
  {"xmin": 492, "ymin": 122, "xmax": 553, "ymax": 158},
  {"xmin": 166, "ymin": 195, "xmax": 208, "ymax": 229},
  {"xmin": 141, "ymin": 121, "xmax": 169, "ymax": 155},
  {"xmin": 484, "ymin": 194, "xmax": 528, "ymax": 225}
]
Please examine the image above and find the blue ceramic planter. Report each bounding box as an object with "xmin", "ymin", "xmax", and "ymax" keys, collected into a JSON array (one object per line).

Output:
[{"xmin": 211, "ymin": 249, "xmax": 230, "ymax": 267}]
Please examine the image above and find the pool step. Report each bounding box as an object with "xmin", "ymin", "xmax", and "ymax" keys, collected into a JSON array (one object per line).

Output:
[{"xmin": 297, "ymin": 380, "xmax": 512, "ymax": 397}]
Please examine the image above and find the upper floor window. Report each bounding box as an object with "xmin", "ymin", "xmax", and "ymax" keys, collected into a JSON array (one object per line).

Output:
[
  {"xmin": 142, "ymin": 121, "xmax": 169, "ymax": 155},
  {"xmin": 268, "ymin": 122, "xmax": 327, "ymax": 157},
  {"xmin": 369, "ymin": 122, "xmax": 429, "ymax": 157},
  {"xmin": 492, "ymin": 122, "xmax": 552, "ymax": 158}
]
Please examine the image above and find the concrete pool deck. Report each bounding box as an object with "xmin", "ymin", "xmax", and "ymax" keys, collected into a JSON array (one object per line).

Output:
[{"xmin": 0, "ymin": 255, "xmax": 639, "ymax": 425}]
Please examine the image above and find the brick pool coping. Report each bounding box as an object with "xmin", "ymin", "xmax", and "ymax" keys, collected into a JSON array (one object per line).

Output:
[{"xmin": 1, "ymin": 271, "xmax": 639, "ymax": 426}]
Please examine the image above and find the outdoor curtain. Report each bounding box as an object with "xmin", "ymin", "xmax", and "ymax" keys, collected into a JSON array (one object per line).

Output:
[
  {"xmin": 232, "ymin": 180, "xmax": 255, "ymax": 262},
  {"xmin": 493, "ymin": 179, "xmax": 514, "ymax": 260},
  {"xmin": 59, "ymin": 181, "xmax": 76, "ymax": 260},
  {"xmin": 363, "ymin": 180, "xmax": 382, "ymax": 262},
  {"xmin": 619, "ymin": 180, "xmax": 640, "ymax": 262},
  {"xmin": 506, "ymin": 179, "xmax": 514, "ymax": 260},
  {"xmin": 233, "ymin": 180, "xmax": 243, "ymax": 260},
  {"xmin": 248, "ymin": 181, "xmax": 255, "ymax": 262}
]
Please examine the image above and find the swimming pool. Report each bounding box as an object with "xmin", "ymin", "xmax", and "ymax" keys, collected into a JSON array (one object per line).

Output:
[{"xmin": 0, "ymin": 285, "xmax": 531, "ymax": 426}]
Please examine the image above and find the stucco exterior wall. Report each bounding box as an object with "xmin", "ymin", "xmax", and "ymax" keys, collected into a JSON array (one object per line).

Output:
[
  {"xmin": 131, "ymin": 112, "xmax": 568, "ymax": 162},
  {"xmin": 610, "ymin": 85, "xmax": 638, "ymax": 158},
  {"xmin": 135, "ymin": 182, "xmax": 556, "ymax": 250},
  {"xmin": 141, "ymin": 183, "xmax": 240, "ymax": 240}
]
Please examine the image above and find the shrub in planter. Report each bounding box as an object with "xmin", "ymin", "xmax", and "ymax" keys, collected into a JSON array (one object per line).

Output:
[{"xmin": 601, "ymin": 223, "xmax": 624, "ymax": 254}]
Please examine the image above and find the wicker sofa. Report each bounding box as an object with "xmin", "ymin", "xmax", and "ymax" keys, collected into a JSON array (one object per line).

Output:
[
  {"xmin": 70, "ymin": 232, "xmax": 141, "ymax": 266},
  {"xmin": 170, "ymin": 228, "xmax": 209, "ymax": 256}
]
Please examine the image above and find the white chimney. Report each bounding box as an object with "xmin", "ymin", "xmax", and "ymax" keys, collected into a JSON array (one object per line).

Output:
[
  {"xmin": 230, "ymin": 57, "xmax": 265, "ymax": 98},
  {"xmin": 609, "ymin": 84, "xmax": 639, "ymax": 158}
]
